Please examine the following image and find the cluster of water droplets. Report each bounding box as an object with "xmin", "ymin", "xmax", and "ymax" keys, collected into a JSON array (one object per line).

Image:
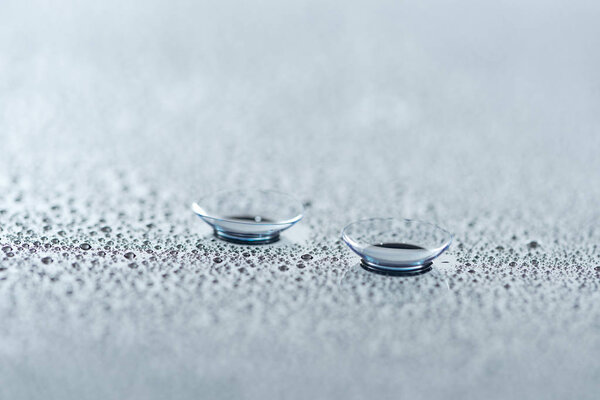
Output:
[{"xmin": 0, "ymin": 161, "xmax": 599, "ymax": 399}]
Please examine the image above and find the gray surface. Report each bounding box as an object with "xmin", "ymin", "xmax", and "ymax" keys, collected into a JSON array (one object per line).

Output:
[{"xmin": 1, "ymin": 1, "xmax": 599, "ymax": 399}]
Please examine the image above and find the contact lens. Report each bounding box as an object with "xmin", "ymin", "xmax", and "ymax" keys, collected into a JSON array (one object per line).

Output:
[
  {"xmin": 341, "ymin": 218, "xmax": 452, "ymax": 274},
  {"xmin": 192, "ymin": 189, "xmax": 304, "ymax": 244}
]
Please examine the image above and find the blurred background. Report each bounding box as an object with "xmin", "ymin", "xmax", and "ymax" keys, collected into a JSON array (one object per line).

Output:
[{"xmin": 0, "ymin": 1, "xmax": 599, "ymax": 399}]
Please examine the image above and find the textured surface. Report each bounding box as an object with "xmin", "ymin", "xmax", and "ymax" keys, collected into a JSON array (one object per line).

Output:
[{"xmin": 1, "ymin": 1, "xmax": 600, "ymax": 399}]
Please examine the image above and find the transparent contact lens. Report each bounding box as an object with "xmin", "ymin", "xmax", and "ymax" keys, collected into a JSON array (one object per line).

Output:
[
  {"xmin": 341, "ymin": 218, "xmax": 452, "ymax": 275},
  {"xmin": 192, "ymin": 189, "xmax": 304, "ymax": 244}
]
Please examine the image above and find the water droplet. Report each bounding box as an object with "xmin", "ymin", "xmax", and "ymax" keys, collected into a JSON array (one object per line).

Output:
[
  {"xmin": 41, "ymin": 257, "xmax": 53, "ymax": 264},
  {"xmin": 527, "ymin": 241, "xmax": 539, "ymax": 249},
  {"xmin": 278, "ymin": 265, "xmax": 289, "ymax": 271},
  {"xmin": 213, "ymin": 257, "xmax": 223, "ymax": 263},
  {"xmin": 101, "ymin": 226, "xmax": 112, "ymax": 233},
  {"xmin": 1, "ymin": 246, "xmax": 11, "ymax": 253},
  {"xmin": 301, "ymin": 254, "xmax": 313, "ymax": 260},
  {"xmin": 80, "ymin": 243, "xmax": 91, "ymax": 251},
  {"xmin": 124, "ymin": 252, "xmax": 136, "ymax": 260}
]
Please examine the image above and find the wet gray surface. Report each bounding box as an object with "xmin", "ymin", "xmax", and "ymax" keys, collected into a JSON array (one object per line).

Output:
[{"xmin": 1, "ymin": 1, "xmax": 599, "ymax": 399}]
